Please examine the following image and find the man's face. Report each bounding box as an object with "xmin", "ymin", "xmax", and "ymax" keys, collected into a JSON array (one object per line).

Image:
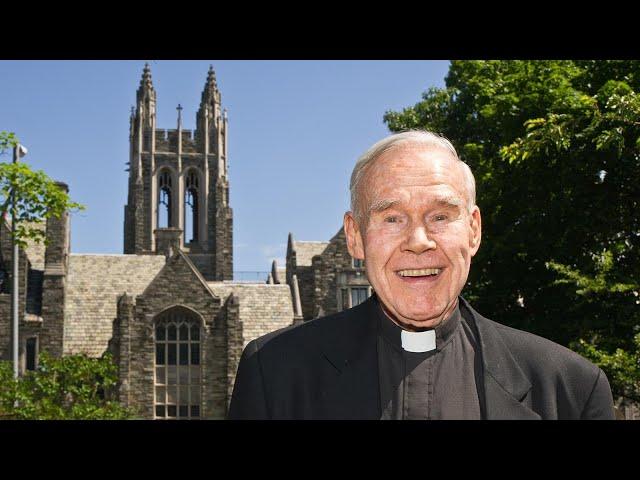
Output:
[{"xmin": 344, "ymin": 145, "xmax": 481, "ymax": 330}]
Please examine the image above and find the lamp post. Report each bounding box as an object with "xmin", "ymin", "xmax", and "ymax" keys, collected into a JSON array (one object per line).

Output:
[{"xmin": 12, "ymin": 143, "xmax": 27, "ymax": 379}]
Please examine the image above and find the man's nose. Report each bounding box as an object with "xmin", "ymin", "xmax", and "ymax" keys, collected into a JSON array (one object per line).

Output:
[{"xmin": 402, "ymin": 224, "xmax": 436, "ymax": 254}]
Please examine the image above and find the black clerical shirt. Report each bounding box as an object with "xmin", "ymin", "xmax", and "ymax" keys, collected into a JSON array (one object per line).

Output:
[{"xmin": 376, "ymin": 297, "xmax": 484, "ymax": 420}]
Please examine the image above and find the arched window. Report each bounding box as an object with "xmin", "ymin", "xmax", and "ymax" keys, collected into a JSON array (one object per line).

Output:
[
  {"xmin": 184, "ymin": 170, "xmax": 199, "ymax": 243},
  {"xmin": 157, "ymin": 170, "xmax": 172, "ymax": 228},
  {"xmin": 154, "ymin": 307, "xmax": 202, "ymax": 419}
]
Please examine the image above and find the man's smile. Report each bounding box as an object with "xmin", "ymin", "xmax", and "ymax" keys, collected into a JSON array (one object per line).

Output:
[
  {"xmin": 395, "ymin": 267, "xmax": 444, "ymax": 284},
  {"xmin": 396, "ymin": 268, "xmax": 442, "ymax": 277}
]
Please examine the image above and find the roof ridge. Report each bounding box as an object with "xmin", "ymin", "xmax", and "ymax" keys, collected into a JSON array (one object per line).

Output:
[{"xmin": 70, "ymin": 253, "xmax": 164, "ymax": 257}]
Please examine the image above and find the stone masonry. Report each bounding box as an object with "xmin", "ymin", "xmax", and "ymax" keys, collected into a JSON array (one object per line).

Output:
[
  {"xmin": 284, "ymin": 228, "xmax": 371, "ymax": 321},
  {"xmin": 0, "ymin": 65, "xmax": 295, "ymax": 419}
]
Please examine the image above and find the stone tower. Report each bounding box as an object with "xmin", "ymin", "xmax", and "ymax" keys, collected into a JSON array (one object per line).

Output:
[{"xmin": 123, "ymin": 64, "xmax": 233, "ymax": 281}]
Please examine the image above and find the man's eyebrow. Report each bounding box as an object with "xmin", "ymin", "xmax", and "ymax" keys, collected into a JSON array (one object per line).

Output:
[
  {"xmin": 434, "ymin": 195, "xmax": 464, "ymax": 208},
  {"xmin": 367, "ymin": 195, "xmax": 464, "ymax": 215},
  {"xmin": 368, "ymin": 198, "xmax": 399, "ymax": 214}
]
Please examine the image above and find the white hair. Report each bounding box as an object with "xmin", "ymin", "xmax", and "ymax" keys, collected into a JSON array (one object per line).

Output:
[{"xmin": 349, "ymin": 130, "xmax": 476, "ymax": 225}]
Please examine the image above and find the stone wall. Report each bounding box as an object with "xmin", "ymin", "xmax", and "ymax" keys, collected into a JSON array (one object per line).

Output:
[
  {"xmin": 288, "ymin": 228, "xmax": 371, "ymax": 320},
  {"xmin": 222, "ymin": 294, "xmax": 242, "ymax": 414},
  {"xmin": 0, "ymin": 251, "xmax": 30, "ymax": 361},
  {"xmin": 113, "ymin": 252, "xmax": 224, "ymax": 419},
  {"xmin": 39, "ymin": 198, "xmax": 70, "ymax": 358}
]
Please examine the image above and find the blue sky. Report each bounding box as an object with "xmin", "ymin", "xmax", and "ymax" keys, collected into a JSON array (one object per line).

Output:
[{"xmin": 0, "ymin": 60, "xmax": 450, "ymax": 273}]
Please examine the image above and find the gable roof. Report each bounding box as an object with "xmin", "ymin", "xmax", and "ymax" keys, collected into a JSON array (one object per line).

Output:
[
  {"xmin": 293, "ymin": 241, "xmax": 330, "ymax": 266},
  {"xmin": 64, "ymin": 254, "xmax": 166, "ymax": 357},
  {"xmin": 207, "ymin": 282, "xmax": 294, "ymax": 348},
  {"xmin": 141, "ymin": 250, "xmax": 216, "ymax": 299}
]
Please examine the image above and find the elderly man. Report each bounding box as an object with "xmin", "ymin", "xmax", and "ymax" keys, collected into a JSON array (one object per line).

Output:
[{"xmin": 228, "ymin": 130, "xmax": 615, "ymax": 420}]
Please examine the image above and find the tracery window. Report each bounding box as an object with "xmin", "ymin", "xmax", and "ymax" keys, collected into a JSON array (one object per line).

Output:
[{"xmin": 154, "ymin": 307, "xmax": 202, "ymax": 419}]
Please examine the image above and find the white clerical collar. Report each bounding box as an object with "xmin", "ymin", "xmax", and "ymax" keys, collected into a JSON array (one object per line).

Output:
[{"xmin": 401, "ymin": 329, "xmax": 436, "ymax": 352}]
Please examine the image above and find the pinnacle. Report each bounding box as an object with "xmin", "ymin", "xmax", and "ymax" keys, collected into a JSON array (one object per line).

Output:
[
  {"xmin": 206, "ymin": 65, "xmax": 217, "ymax": 88},
  {"xmin": 140, "ymin": 62, "xmax": 153, "ymax": 89}
]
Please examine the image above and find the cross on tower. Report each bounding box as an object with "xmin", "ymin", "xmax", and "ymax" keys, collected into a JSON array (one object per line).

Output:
[{"xmin": 177, "ymin": 104, "xmax": 183, "ymax": 128}]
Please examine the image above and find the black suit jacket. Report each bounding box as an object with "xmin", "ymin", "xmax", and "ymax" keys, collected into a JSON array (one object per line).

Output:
[{"xmin": 227, "ymin": 296, "xmax": 615, "ymax": 419}]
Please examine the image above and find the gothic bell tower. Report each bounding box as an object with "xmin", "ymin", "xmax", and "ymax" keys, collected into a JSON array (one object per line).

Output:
[{"xmin": 123, "ymin": 64, "xmax": 233, "ymax": 281}]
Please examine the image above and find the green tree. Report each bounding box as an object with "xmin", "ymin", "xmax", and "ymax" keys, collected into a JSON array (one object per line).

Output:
[
  {"xmin": 0, "ymin": 131, "xmax": 84, "ymax": 248},
  {"xmin": 0, "ymin": 351, "xmax": 136, "ymax": 419},
  {"xmin": 384, "ymin": 61, "xmax": 640, "ymax": 403}
]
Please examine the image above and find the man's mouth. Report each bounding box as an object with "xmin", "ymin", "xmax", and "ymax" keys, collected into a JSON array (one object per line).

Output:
[{"xmin": 396, "ymin": 268, "xmax": 442, "ymax": 277}]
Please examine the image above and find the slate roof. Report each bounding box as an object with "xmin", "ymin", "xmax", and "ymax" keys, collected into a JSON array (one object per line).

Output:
[
  {"xmin": 293, "ymin": 241, "xmax": 329, "ymax": 266},
  {"xmin": 64, "ymin": 254, "xmax": 166, "ymax": 357},
  {"xmin": 207, "ymin": 282, "xmax": 294, "ymax": 348}
]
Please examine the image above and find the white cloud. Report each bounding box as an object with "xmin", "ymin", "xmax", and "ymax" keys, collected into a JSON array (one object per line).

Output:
[{"xmin": 260, "ymin": 243, "xmax": 286, "ymax": 258}]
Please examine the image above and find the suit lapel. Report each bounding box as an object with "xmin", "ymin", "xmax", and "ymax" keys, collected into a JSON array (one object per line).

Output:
[
  {"xmin": 459, "ymin": 297, "xmax": 541, "ymax": 420},
  {"xmin": 318, "ymin": 298, "xmax": 381, "ymax": 419}
]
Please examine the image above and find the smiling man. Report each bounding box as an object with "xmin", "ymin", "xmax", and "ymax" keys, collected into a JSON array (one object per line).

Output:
[{"xmin": 228, "ymin": 130, "xmax": 615, "ymax": 420}]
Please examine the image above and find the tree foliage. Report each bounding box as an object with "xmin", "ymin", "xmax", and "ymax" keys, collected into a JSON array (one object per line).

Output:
[
  {"xmin": 384, "ymin": 61, "xmax": 640, "ymax": 402},
  {"xmin": 0, "ymin": 351, "xmax": 135, "ymax": 419},
  {"xmin": 0, "ymin": 131, "xmax": 85, "ymax": 248}
]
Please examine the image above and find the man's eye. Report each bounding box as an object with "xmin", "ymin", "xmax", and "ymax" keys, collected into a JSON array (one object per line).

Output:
[
  {"xmin": 434, "ymin": 214, "xmax": 448, "ymax": 221},
  {"xmin": 385, "ymin": 216, "xmax": 399, "ymax": 223}
]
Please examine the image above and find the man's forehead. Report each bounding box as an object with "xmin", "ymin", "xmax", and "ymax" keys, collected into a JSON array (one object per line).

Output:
[
  {"xmin": 375, "ymin": 145, "xmax": 459, "ymax": 170},
  {"xmin": 363, "ymin": 146, "xmax": 463, "ymax": 188},
  {"xmin": 363, "ymin": 150, "xmax": 466, "ymax": 198}
]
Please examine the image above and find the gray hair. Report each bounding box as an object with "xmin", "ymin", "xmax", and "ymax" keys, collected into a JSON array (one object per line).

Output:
[{"xmin": 349, "ymin": 130, "xmax": 476, "ymax": 225}]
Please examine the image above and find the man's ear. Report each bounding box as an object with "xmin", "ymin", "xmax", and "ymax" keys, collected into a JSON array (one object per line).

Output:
[
  {"xmin": 469, "ymin": 206, "xmax": 482, "ymax": 256},
  {"xmin": 344, "ymin": 211, "xmax": 365, "ymax": 259}
]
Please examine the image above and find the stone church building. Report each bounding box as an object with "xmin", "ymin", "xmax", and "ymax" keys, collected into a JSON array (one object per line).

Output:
[
  {"xmin": 0, "ymin": 64, "xmax": 338, "ymax": 420},
  {"xmin": 269, "ymin": 229, "xmax": 372, "ymax": 321}
]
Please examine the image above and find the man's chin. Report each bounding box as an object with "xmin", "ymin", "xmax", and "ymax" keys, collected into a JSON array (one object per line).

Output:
[
  {"xmin": 394, "ymin": 314, "xmax": 445, "ymax": 331},
  {"xmin": 381, "ymin": 303, "xmax": 447, "ymax": 331}
]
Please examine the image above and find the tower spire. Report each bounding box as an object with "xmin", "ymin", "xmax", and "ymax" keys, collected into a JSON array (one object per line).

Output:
[
  {"xmin": 207, "ymin": 65, "xmax": 217, "ymax": 89},
  {"xmin": 196, "ymin": 65, "xmax": 221, "ymax": 151},
  {"xmin": 140, "ymin": 62, "xmax": 153, "ymax": 89},
  {"xmin": 135, "ymin": 62, "xmax": 157, "ymax": 128},
  {"xmin": 200, "ymin": 65, "xmax": 220, "ymax": 108}
]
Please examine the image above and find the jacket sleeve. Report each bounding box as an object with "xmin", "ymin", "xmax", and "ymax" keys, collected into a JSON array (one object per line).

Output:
[
  {"xmin": 580, "ymin": 368, "xmax": 615, "ymax": 420},
  {"xmin": 227, "ymin": 339, "xmax": 270, "ymax": 420}
]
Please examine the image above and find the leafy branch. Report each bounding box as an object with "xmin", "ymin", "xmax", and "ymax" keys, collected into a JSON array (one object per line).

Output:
[{"xmin": 0, "ymin": 131, "xmax": 85, "ymax": 248}]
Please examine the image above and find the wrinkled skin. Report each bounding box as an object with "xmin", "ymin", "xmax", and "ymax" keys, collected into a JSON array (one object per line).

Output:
[{"xmin": 344, "ymin": 145, "xmax": 481, "ymax": 331}]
